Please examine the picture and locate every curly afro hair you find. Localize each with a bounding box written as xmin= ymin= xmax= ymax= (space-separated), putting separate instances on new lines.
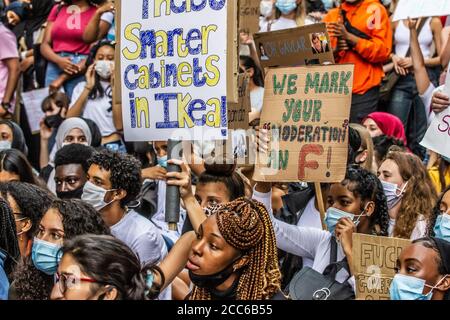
xmin=0 ymin=181 xmax=55 ymax=238
xmin=54 ymin=144 xmax=95 ymax=173
xmin=49 ymin=199 xmax=110 ymax=239
xmin=87 ymin=150 xmax=142 ymax=208
xmin=341 ymin=165 xmax=390 ymax=236
xmin=10 ymin=258 xmax=53 ymax=300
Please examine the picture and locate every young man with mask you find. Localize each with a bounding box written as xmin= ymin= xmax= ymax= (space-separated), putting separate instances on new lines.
xmin=324 ymin=0 xmax=392 ymax=123
xmin=54 ymin=144 xmax=94 ymax=199
xmin=82 ymin=150 xmax=167 ymax=264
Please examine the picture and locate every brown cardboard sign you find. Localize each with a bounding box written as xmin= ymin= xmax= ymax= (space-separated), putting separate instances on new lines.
xmin=228 ymin=74 xmax=251 ymax=130
xmin=352 ymin=234 xmax=411 ymax=300
xmin=239 ymin=0 xmax=261 ymax=35
xmin=253 ymin=64 xmax=353 ymax=183
xmin=254 ymin=23 xmax=335 ymax=68
xmin=227 ymin=0 xmax=239 ymax=104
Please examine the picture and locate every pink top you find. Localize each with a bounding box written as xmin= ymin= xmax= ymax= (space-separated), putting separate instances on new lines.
xmin=0 ymin=24 xmax=19 ymax=103
xmin=47 ymin=4 xmax=97 ymax=55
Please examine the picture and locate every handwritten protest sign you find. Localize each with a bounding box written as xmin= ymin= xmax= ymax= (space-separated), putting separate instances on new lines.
xmin=119 ymin=0 xmax=231 ymax=141
xmin=239 ymin=0 xmax=260 ymax=35
xmin=254 ymin=24 xmax=334 ymax=69
xmin=420 ymin=108 xmax=450 ymax=159
xmin=352 ymin=234 xmax=411 ymax=300
xmin=393 ymin=0 xmax=450 ymax=22
xmin=22 ymin=88 xmax=59 ymax=134
xmin=253 ymin=64 xmax=353 ymax=183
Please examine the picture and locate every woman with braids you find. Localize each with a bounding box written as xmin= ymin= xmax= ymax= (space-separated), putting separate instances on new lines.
xmin=0 ymin=182 xmax=55 ymax=257
xmin=378 ymin=148 xmax=438 ymax=239
xmin=427 ymin=186 xmax=450 ymax=242
xmin=251 ymin=166 xmax=389 ymax=296
xmin=390 ymin=237 xmax=450 ymax=300
xmin=0 ymin=198 xmax=20 ymax=299
xmin=9 ymin=199 xmax=109 ymax=300
xmin=51 ymin=232 xmax=196 ymax=300
xmin=168 ymin=162 xmax=281 ymax=300
xmin=186 ymin=198 xmax=281 ymax=300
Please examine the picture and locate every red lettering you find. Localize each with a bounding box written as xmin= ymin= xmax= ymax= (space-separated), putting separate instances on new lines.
xmin=298 ymin=144 xmax=324 ymax=180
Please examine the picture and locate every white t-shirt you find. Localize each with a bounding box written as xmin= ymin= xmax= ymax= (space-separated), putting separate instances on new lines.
xmin=388 ymin=215 xmax=428 ymax=240
xmin=101 ymin=11 xmax=115 ymax=41
xmin=250 ymin=86 xmax=265 ymax=113
xmin=419 ymin=83 xmax=436 ymax=126
xmin=70 ymin=81 xmax=116 ymax=137
xmin=110 ymin=209 xmax=167 ymax=265
xmin=259 ymin=16 xmax=298 ymax=32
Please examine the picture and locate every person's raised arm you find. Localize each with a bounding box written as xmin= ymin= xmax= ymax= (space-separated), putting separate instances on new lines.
xmin=83 ymin=1 xmax=115 ymax=43
xmin=166 ymin=159 xmax=207 ymax=233
xmin=408 ymin=19 xmax=431 ymax=95
xmin=66 ymin=64 xmax=96 ymax=118
xmin=39 ymin=120 xmax=53 ymax=168
xmin=424 ymin=17 xmax=443 ymax=68
xmin=441 ymin=26 xmax=450 ymax=68
xmin=155 ymin=231 xmax=196 ymax=292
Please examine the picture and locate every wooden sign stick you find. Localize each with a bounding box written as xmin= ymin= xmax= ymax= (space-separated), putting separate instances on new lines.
xmin=314 ymin=182 xmax=327 ymax=230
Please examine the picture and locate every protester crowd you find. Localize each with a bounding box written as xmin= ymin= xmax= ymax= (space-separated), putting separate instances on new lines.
xmin=0 ymin=0 xmax=450 ymax=301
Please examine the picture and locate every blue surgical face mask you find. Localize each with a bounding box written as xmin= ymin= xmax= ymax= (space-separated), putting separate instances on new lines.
xmin=157 ymin=155 xmax=168 ymax=168
xmin=434 ymin=214 xmax=450 ymax=242
xmin=275 ymin=0 xmax=297 ymax=15
xmin=390 ymin=273 xmax=448 ymax=300
xmin=324 ymin=207 xmax=367 ymax=234
xmin=321 ymin=0 xmax=334 ymax=11
xmin=0 ymin=140 xmax=12 ymax=151
xmin=31 ymin=237 xmax=63 ymax=275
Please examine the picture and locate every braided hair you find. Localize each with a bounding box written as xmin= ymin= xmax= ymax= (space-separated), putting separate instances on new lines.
xmin=189 ymin=198 xmax=281 ymax=300
xmin=0 ymin=198 xmax=20 ymax=275
xmin=342 ymin=165 xmax=389 ymax=236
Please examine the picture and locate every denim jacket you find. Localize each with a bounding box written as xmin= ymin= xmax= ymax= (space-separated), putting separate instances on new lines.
xmin=0 ymin=249 xmax=9 ymax=300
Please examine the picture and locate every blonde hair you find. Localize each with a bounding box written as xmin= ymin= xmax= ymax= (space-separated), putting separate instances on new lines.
xmin=275 ymin=1 xmax=307 ymax=26
xmin=189 ymin=198 xmax=281 ymax=300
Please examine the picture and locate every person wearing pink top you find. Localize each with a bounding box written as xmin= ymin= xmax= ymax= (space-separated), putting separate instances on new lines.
xmin=40 ymin=0 xmax=104 ymax=99
xmin=0 ymin=22 xmax=19 ymax=119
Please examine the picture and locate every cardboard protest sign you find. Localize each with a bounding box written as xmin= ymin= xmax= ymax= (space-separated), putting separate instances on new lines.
xmin=239 ymin=0 xmax=260 ymax=35
xmin=119 ymin=0 xmax=232 ymax=141
xmin=254 ymin=23 xmax=334 ymax=69
xmin=253 ymin=64 xmax=353 ymax=183
xmin=215 ymin=74 xmax=253 ymax=165
xmin=227 ymin=1 xmax=239 ymax=104
xmin=352 ymin=234 xmax=411 ymax=300
xmin=393 ymin=0 xmax=450 ymax=22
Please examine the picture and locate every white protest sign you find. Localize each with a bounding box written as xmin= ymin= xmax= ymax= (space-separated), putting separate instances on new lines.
xmin=21 ymin=88 xmax=51 ymax=134
xmin=421 ymin=108 xmax=450 ymax=159
xmin=393 ymin=0 xmax=450 ymax=22
xmin=120 ymin=0 xmax=229 ymax=142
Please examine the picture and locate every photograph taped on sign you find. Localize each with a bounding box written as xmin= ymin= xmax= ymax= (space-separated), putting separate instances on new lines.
xmin=254 ymin=23 xmax=335 ymax=68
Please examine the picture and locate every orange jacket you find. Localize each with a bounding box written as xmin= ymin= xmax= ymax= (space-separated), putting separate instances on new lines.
xmin=323 ymin=0 xmax=392 ymax=95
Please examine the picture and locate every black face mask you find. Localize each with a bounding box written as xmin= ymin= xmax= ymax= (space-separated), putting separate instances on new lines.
xmin=44 ymin=113 xmax=64 ymax=129
xmin=188 ymin=258 xmax=241 ymax=290
xmin=57 ymin=186 xmax=84 ymax=200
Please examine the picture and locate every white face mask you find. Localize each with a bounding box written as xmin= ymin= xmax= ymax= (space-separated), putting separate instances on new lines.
xmin=95 ymin=60 xmax=113 ymax=79
xmin=260 ymin=0 xmax=274 ymax=18
xmin=381 ymin=181 xmax=408 ymax=210
xmin=81 ymin=181 xmax=117 ymax=211
xmin=0 ymin=140 xmax=12 ymax=151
